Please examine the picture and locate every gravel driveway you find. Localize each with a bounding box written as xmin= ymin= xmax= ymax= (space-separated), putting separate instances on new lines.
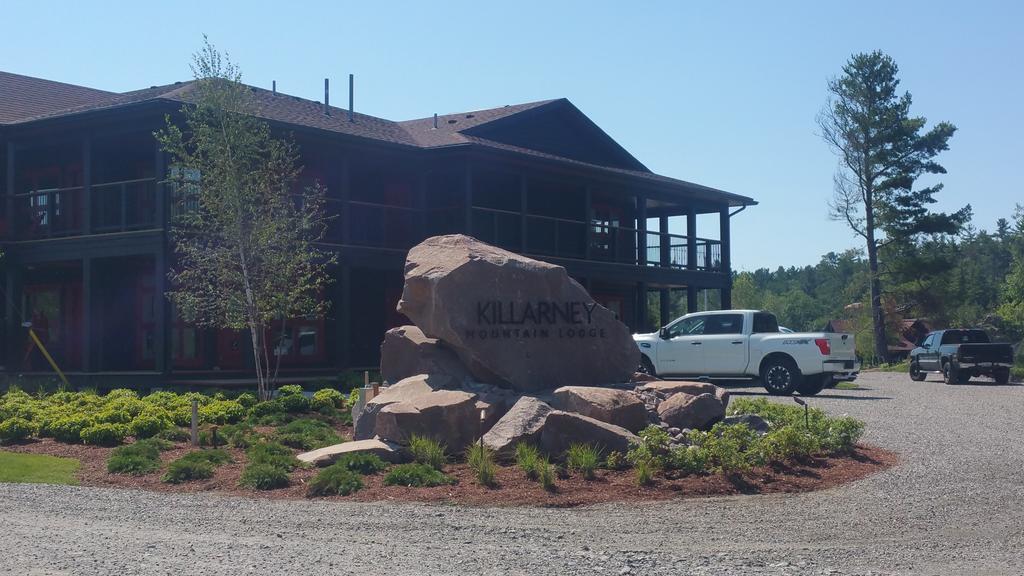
xmin=2 ymin=372 xmax=1023 ymax=576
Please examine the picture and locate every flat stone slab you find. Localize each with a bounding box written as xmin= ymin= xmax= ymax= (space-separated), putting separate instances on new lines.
xmin=297 ymin=438 xmax=406 ymax=467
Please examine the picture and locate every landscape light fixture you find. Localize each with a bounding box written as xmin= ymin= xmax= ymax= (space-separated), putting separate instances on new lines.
xmin=792 ymin=396 xmax=809 ymax=428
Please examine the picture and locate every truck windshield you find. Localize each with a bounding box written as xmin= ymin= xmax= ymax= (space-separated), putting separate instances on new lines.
xmin=940 ymin=330 xmax=990 ymax=345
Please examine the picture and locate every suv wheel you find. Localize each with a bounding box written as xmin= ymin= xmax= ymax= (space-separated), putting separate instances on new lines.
xmin=994 ymin=368 xmax=1010 ymax=385
xmin=638 ymin=356 xmax=657 ymax=377
xmin=761 ymin=357 xmax=801 ymax=395
xmin=943 ymin=362 xmax=959 ymax=385
xmin=909 ymin=362 xmax=926 ymax=382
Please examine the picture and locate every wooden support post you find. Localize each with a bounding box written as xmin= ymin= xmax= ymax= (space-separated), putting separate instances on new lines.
xmin=520 ymin=173 xmax=528 ymax=252
xmin=687 ymin=285 xmax=698 ymax=314
xmin=584 ymin=185 xmax=593 ymax=260
xmin=82 ymin=257 xmax=92 ymax=372
xmin=686 ymin=209 xmax=697 ymax=271
xmin=464 ymin=161 xmax=474 ymax=235
xmin=659 ymin=215 xmax=670 ymax=268
xmin=636 ymin=194 xmax=647 ymax=266
xmin=659 ymin=288 xmax=671 ymax=328
xmin=82 ymin=137 xmax=92 ymax=234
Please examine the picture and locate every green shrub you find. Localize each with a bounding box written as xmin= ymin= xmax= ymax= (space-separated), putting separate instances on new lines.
xmin=247 ymin=442 xmax=298 ymax=471
xmin=0 ymin=417 xmax=35 ymax=443
xmin=220 ymin=423 xmax=257 ymax=449
xmin=603 ymin=450 xmax=628 ymax=471
xmin=307 ymin=465 xmax=363 ymax=496
xmin=538 ymin=458 xmax=556 ymax=492
xmin=466 ymin=443 xmax=497 ymax=487
xmin=383 ymin=463 xmax=454 ymax=487
xmin=107 ymin=440 xmax=166 ymax=475
xmin=42 ymin=415 xmax=92 ymax=443
xmin=669 ymin=445 xmax=708 ymax=475
xmin=515 ymin=442 xmax=542 ymax=479
xmin=274 ymin=418 xmax=341 ymax=450
xmin=278 ymin=393 xmax=310 ymax=414
xmin=333 ymin=452 xmax=387 ymax=475
xmin=348 ymin=387 xmax=361 ymax=408
xmin=94 ymin=408 xmax=133 ymax=425
xmin=823 ymin=417 xmax=864 ymax=455
xmin=694 ymin=423 xmax=762 ymax=474
xmin=277 ymin=384 xmax=304 ymax=396
xmin=627 ymin=426 xmax=671 ymax=470
xmin=249 ymin=400 xmax=284 ymax=418
xmin=634 ymin=458 xmax=655 ymax=486
xmin=156 ymin=427 xmax=190 ymax=442
xmin=80 ymin=423 xmax=127 ymax=447
xmin=235 ymin=393 xmax=258 ymax=408
xmin=199 ymin=400 xmax=246 ymax=425
xmin=129 ymin=415 xmax=167 ymax=439
xmin=565 ymin=443 xmax=600 ymax=480
xmin=311 ymin=388 xmax=345 ymax=411
xmin=162 ymin=450 xmax=232 ymax=484
xmin=409 ymin=435 xmax=447 ymax=470
xmin=759 ymin=425 xmax=820 ymax=462
xmin=239 ymin=463 xmax=290 ymax=490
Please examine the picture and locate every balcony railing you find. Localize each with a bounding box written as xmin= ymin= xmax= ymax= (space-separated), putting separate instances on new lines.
xmin=12 ymin=178 xmax=159 ymax=239
xmin=471 ymin=207 xmax=724 ymax=272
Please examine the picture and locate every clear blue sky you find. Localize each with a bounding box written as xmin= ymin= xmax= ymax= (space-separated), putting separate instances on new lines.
xmin=3 ymin=1 xmax=1021 ymax=271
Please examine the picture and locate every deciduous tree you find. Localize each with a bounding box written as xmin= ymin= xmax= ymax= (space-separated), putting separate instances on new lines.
xmin=156 ymin=38 xmax=334 ymax=399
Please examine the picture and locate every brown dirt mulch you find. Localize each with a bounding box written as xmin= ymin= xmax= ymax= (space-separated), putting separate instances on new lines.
xmin=2 ymin=437 xmax=897 ymax=508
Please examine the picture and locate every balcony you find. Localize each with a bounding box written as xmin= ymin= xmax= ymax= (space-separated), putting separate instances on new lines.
xmin=12 ymin=178 xmax=159 ymax=239
xmin=471 ymin=207 xmax=723 ymax=272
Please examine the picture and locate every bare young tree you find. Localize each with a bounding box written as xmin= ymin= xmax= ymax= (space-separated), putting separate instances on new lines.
xmin=819 ymin=50 xmax=968 ymax=362
xmin=156 ymin=38 xmax=334 ymax=399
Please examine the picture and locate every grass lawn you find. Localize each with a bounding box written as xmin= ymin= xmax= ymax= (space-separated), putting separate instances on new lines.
xmin=834 ymin=381 xmax=861 ymax=390
xmin=0 ymin=451 xmax=80 ymax=485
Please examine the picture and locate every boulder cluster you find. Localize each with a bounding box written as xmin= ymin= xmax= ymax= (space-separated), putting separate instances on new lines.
xmin=304 ymin=235 xmax=734 ymax=465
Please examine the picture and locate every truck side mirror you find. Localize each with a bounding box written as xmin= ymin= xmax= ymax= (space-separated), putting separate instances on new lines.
xmin=659 ymin=327 xmax=669 ymax=340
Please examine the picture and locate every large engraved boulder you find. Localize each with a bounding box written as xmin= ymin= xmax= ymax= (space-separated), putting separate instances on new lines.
xmin=380 ymin=325 xmax=473 ymax=385
xmin=550 ymin=386 xmax=648 ymax=432
xmin=397 ymin=235 xmax=639 ymax=392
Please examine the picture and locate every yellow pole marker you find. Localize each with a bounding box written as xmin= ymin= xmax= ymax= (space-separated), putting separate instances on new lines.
xmin=27 ymin=328 xmax=70 ymax=388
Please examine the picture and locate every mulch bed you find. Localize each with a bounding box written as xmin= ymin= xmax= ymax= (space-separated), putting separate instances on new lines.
xmin=2 ymin=434 xmax=897 ymax=507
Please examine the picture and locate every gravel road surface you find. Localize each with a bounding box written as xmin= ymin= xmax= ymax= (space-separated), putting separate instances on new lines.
xmin=2 ymin=372 xmax=1023 ymax=576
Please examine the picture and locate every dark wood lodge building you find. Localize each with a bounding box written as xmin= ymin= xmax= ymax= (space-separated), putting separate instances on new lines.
xmin=0 ymin=71 xmax=755 ymax=385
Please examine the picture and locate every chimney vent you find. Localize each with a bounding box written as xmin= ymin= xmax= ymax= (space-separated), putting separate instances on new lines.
xmin=272 ymin=80 xmax=276 ymax=94
xmin=324 ymin=78 xmax=330 ymax=116
xmin=433 ymin=113 xmax=438 ymax=129
xmin=348 ymin=74 xmax=354 ymax=122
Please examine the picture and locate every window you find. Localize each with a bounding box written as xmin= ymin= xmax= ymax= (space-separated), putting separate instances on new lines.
xmin=704 ymin=314 xmax=744 ymax=335
xmin=665 ymin=316 xmax=705 ymax=338
xmin=752 ymin=312 xmax=779 ymax=334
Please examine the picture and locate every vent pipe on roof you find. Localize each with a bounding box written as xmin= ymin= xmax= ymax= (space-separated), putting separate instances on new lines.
xmin=272 ymin=80 xmax=276 ymax=94
xmin=348 ymin=74 xmax=354 ymax=123
xmin=324 ymin=78 xmax=330 ymax=116
xmin=433 ymin=113 xmax=438 ymax=129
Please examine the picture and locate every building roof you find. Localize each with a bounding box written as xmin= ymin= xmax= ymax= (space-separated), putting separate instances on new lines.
xmin=0 ymin=72 xmax=756 ymax=206
xmin=0 ymin=71 xmax=115 ymax=124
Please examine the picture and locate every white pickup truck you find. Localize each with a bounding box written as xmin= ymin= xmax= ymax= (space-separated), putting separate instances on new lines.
xmin=633 ymin=310 xmax=860 ymax=395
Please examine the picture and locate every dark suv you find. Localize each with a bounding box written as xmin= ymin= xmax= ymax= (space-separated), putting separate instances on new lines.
xmin=909 ymin=329 xmax=1014 ymax=384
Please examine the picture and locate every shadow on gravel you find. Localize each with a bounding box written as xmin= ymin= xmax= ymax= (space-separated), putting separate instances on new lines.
xmin=728 ymin=390 xmax=894 ymax=401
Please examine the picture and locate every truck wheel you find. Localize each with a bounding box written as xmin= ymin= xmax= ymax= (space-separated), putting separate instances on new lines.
xmin=909 ymin=362 xmax=926 ymax=382
xmin=942 ymin=362 xmax=959 ymax=385
xmin=994 ymin=368 xmax=1010 ymax=385
xmin=796 ymin=375 xmax=827 ymax=396
xmin=638 ymin=356 xmax=657 ymax=377
xmin=761 ymin=357 xmax=801 ymax=395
